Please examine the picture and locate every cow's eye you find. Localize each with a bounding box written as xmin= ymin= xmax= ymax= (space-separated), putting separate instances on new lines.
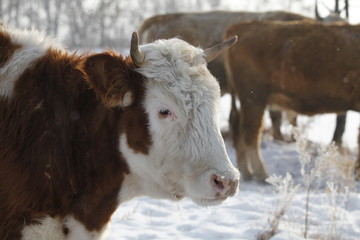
xmin=158 ymin=107 xmax=176 ymax=120
xmin=159 ymin=108 xmax=171 ymax=118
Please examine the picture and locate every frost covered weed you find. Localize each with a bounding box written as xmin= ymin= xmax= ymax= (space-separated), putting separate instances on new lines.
xmin=293 ymin=128 xmax=356 ymax=191
xmin=321 ymin=182 xmax=350 ymax=240
xmin=293 ymin=128 xmax=318 ymax=238
xmin=257 ymin=173 xmax=299 ymax=240
xmin=292 ymin=127 xmax=355 ymax=239
xmin=257 ymin=128 xmax=355 ymax=240
xmin=314 ymin=144 xmax=356 ymax=191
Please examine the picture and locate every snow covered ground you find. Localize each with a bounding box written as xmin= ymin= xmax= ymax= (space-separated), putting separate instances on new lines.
xmin=106 ymin=95 xmax=360 ymax=240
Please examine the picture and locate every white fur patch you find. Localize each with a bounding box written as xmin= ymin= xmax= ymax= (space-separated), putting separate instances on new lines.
xmin=119 ymin=134 xmax=181 ymax=203
xmin=21 ymin=216 xmax=64 ymax=240
xmin=0 ymin=25 xmax=62 ymax=98
xmin=21 ymin=215 xmax=108 ymax=240
xmin=63 ymin=215 xmax=108 ymax=240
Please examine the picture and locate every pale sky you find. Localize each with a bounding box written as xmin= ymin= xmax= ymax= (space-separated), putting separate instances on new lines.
xmin=219 ymin=0 xmax=360 ymax=24
xmin=316 ymin=0 xmax=360 ymax=24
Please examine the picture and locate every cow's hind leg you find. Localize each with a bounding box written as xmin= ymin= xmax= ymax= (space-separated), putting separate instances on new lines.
xmin=235 ymin=100 xmax=268 ymax=181
xmin=269 ymin=110 xmax=284 ymax=141
xmin=332 ymin=113 xmax=346 ymax=147
xmin=229 ymin=94 xmax=240 ymax=147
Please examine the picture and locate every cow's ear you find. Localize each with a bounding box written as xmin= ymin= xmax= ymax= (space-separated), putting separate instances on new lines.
xmin=83 ymin=53 xmax=134 ymax=107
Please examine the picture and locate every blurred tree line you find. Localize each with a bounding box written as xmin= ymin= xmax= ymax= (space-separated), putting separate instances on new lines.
xmin=0 ymin=0 xmax=346 ymax=49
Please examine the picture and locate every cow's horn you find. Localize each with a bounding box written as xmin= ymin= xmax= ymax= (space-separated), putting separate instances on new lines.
xmin=130 ymin=32 xmax=145 ymax=67
xmin=204 ymin=35 xmax=238 ymax=63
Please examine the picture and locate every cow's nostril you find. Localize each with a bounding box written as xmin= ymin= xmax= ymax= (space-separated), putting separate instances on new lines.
xmin=212 ymin=174 xmax=225 ymax=190
xmin=211 ymin=173 xmax=240 ymax=198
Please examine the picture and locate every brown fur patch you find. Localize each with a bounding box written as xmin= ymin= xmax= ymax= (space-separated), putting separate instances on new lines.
xmin=225 ymin=21 xmax=360 ymax=180
xmin=0 ymin=41 xmax=150 ymax=237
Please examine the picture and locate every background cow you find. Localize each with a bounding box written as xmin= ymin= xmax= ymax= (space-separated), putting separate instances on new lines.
xmin=224 ymin=20 xmax=360 ymax=181
xmin=269 ymin=1 xmax=349 ymax=143
xmin=139 ymin=10 xmax=311 ymax=95
xmin=138 ymin=9 xmax=348 ymax=145
xmin=0 ymin=24 xmax=239 ymax=239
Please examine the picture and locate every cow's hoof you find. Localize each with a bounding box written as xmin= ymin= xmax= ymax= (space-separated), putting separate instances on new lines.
xmin=241 ymin=172 xmax=253 ymax=181
xmin=253 ymin=175 xmax=268 ymax=184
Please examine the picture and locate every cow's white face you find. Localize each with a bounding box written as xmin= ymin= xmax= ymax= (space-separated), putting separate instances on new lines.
xmin=119 ymin=38 xmax=240 ymax=206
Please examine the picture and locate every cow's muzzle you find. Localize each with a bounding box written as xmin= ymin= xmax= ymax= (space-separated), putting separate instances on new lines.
xmin=211 ymin=172 xmax=239 ymax=198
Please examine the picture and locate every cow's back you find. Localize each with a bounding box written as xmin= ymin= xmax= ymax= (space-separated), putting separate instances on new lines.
xmin=225 ymin=21 xmax=360 ymax=114
xmin=139 ymin=10 xmax=310 ymax=46
xmin=139 ymin=11 xmax=312 ymax=94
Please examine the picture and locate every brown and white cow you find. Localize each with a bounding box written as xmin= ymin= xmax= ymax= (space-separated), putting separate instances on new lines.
xmin=224 ymin=20 xmax=360 ymax=181
xmin=0 ymin=24 xmax=240 ymax=239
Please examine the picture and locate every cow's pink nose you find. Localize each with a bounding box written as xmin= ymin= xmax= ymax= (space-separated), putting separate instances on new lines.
xmin=211 ymin=173 xmax=239 ymax=198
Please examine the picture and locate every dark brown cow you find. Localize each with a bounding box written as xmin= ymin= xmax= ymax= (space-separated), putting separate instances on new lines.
xmin=243 ymin=1 xmax=349 ymax=144
xmin=138 ymin=10 xmax=312 ymax=94
xmin=0 ymin=24 xmax=240 ymax=239
xmin=225 ymin=20 xmax=360 ymax=181
xmin=274 ymin=0 xmax=350 ymax=144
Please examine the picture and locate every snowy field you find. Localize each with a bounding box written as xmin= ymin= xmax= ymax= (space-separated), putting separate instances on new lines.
xmin=107 ymin=95 xmax=360 ymax=240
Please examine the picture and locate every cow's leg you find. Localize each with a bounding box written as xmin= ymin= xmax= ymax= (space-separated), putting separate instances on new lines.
xmin=269 ymin=110 xmax=284 ymax=141
xmin=229 ymin=94 xmax=240 ymax=147
xmin=287 ymin=111 xmax=297 ymax=127
xmin=286 ymin=110 xmax=298 ymax=142
xmin=235 ymin=100 xmax=268 ymax=181
xmin=228 ymin=93 xmax=255 ymax=180
xmin=332 ymin=113 xmax=347 ymax=147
